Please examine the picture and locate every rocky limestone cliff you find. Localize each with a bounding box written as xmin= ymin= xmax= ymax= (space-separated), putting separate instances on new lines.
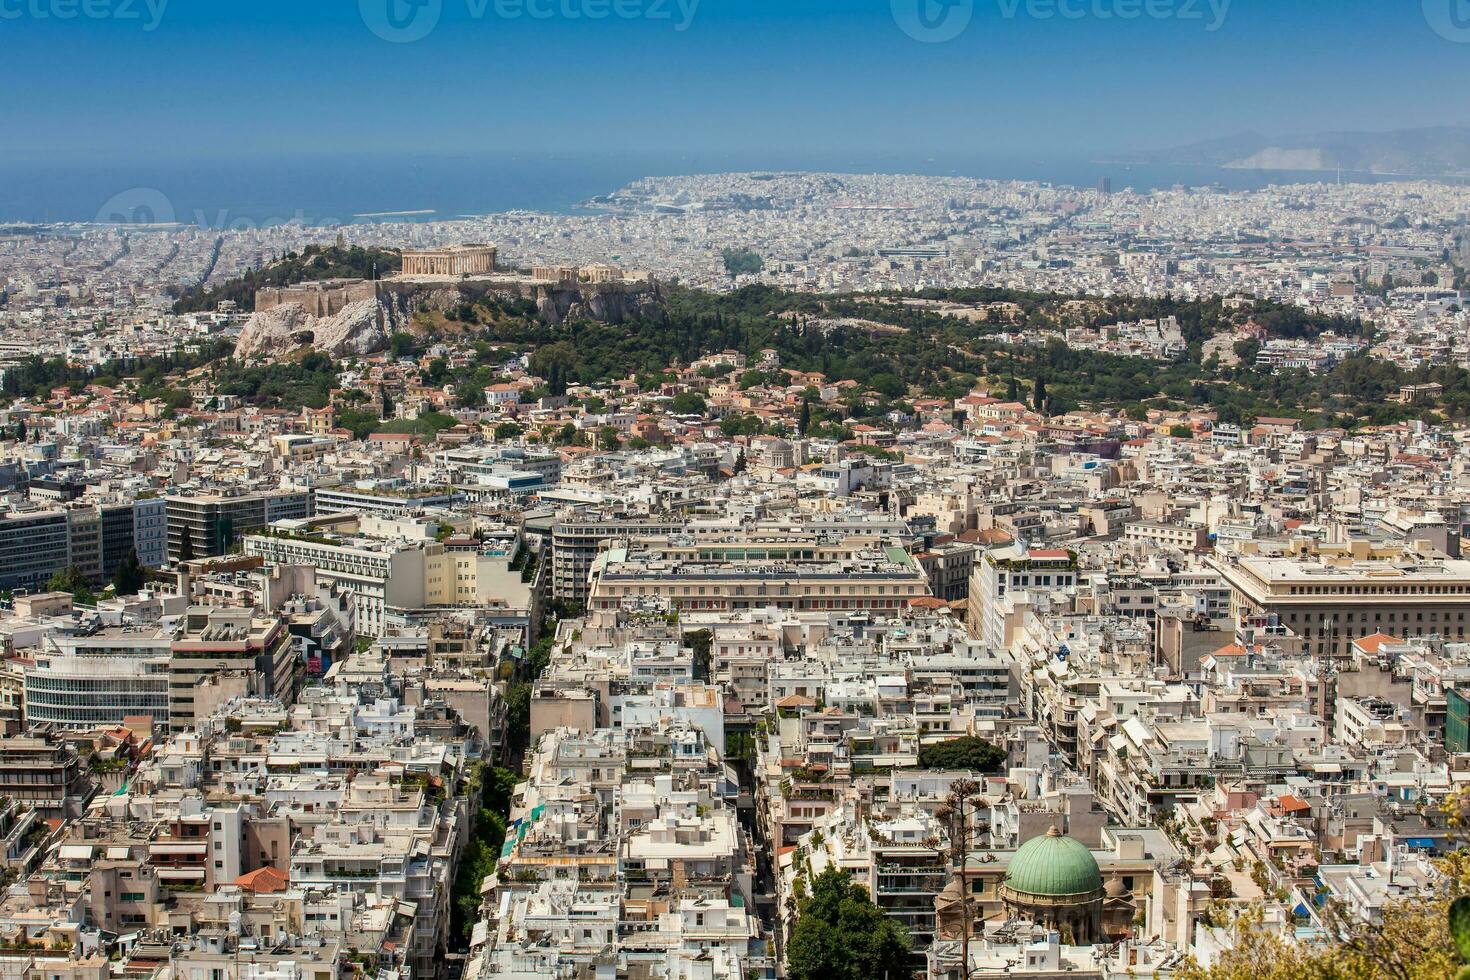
xmin=535 ymin=282 xmax=661 ymax=325
xmin=235 ymin=291 xmax=412 ymax=360
xmin=234 ymin=278 xmax=662 ymax=359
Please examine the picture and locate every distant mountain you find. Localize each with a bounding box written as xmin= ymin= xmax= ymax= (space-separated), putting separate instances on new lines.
xmin=1131 ymin=126 xmax=1470 ymax=177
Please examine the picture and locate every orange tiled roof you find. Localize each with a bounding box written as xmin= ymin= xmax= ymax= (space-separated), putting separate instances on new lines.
xmin=235 ymin=866 xmax=289 ymax=893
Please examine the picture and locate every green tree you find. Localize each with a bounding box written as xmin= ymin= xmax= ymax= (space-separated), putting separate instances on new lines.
xmin=686 ymin=629 xmax=713 ymax=681
xmin=530 ymin=343 xmax=576 ymax=396
xmin=868 ymin=372 xmax=905 ymax=399
xmin=722 ymin=248 xmax=764 ymax=277
xmin=455 ymin=384 xmax=484 ymax=409
xmin=337 ymin=408 xmax=382 ymax=440
xmin=389 ymin=332 xmax=419 ymax=360
xmin=112 ymin=548 xmax=147 ymax=596
xmin=786 ymin=867 xmax=912 ymax=980
xmin=670 ymin=391 xmax=707 ymax=415
xmin=1170 ymin=424 xmax=1194 ymax=439
xmin=46 ymin=566 xmax=96 ymax=605
xmin=917 ymin=736 xmax=1007 ymax=772
xmin=494 ymin=422 xmax=524 ymax=441
xmin=178 ymin=533 xmax=195 ymax=565
xmin=719 ymin=414 xmax=764 ymax=438
xmin=598 ymin=426 xmax=621 ymax=451
xmin=448 ymin=763 xmax=520 ymax=947
xmin=799 ymin=396 xmax=812 ymax=437
xmin=504 ymin=684 xmax=532 ymax=756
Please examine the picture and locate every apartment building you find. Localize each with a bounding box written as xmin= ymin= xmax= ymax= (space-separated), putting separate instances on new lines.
xmin=168 ymin=608 xmax=297 ymax=731
xmin=0 ymin=732 xmax=94 ymax=818
xmin=587 ymin=532 xmax=931 ymax=614
xmin=968 ymin=545 xmax=1079 ymax=652
xmin=311 ymin=485 xmax=457 ymax=518
xmin=166 ymin=489 xmax=311 ymax=562
xmin=915 ymin=540 xmax=978 ymax=602
xmin=437 ymin=445 xmax=563 ymax=487
xmin=0 ymin=509 xmax=69 ymax=591
xmin=1122 ymin=520 xmax=1210 ymax=552
xmin=25 ymin=627 xmax=172 ymax=729
xmin=550 ymin=516 xmax=685 ymax=603
xmin=243 ymin=527 xmax=533 ymax=637
xmin=133 ymin=496 xmax=168 ymax=567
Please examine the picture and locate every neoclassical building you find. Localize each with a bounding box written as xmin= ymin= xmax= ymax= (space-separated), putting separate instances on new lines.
xmin=935 ymin=824 xmax=1166 ymax=947
xmin=997 ymin=826 xmax=1105 ymax=944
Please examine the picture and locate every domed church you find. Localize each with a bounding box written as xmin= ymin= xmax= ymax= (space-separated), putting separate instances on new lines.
xmin=997 ymin=826 xmax=1105 ymax=944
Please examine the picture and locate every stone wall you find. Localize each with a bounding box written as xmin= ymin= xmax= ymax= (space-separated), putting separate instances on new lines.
xmin=256 ymin=279 xmax=379 ymax=318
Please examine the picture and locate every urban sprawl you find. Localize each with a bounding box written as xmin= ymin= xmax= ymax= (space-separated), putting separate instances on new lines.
xmin=0 ymin=171 xmax=1468 ymax=979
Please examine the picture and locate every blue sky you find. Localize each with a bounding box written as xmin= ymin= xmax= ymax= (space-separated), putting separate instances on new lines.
xmin=1 ymin=0 xmax=1466 ymax=164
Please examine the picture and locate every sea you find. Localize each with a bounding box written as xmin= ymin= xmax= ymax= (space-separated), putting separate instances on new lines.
xmin=0 ymin=151 xmax=1458 ymax=228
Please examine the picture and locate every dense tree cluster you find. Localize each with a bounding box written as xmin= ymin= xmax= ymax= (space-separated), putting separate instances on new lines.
xmin=45 ymin=565 xmax=96 ymax=605
xmin=447 ymin=763 xmax=519 ymax=946
xmin=112 ymin=548 xmax=147 ymax=596
xmin=211 ymin=348 xmax=339 ymax=409
xmin=22 ymin=272 xmax=1465 ymax=438
xmin=786 ymin=867 xmax=912 ymax=980
xmin=916 ymin=736 xmax=1007 ymax=772
xmin=721 ymin=248 xmax=764 ymax=277
xmin=0 ymin=340 xmax=233 ymax=403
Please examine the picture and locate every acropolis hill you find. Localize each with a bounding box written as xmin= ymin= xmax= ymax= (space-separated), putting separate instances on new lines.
xmin=236 ymin=247 xmax=662 ymax=359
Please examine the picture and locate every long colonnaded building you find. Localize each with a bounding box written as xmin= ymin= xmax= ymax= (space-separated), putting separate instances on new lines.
xmin=400 ymin=245 xmax=498 ymax=277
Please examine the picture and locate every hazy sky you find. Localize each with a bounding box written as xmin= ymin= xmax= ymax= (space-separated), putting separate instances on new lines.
xmin=2 ymin=0 xmax=1466 ymax=164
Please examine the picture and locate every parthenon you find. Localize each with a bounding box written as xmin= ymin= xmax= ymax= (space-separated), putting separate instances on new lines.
xmin=400 ymin=244 xmax=497 ymax=277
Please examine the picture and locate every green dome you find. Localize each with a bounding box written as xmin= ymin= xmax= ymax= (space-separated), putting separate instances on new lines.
xmin=1004 ymin=827 xmax=1103 ymax=897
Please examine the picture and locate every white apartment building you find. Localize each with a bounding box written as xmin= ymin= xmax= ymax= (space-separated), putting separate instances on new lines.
xmin=969 ymin=545 xmax=1079 ymax=652
xmin=25 ymin=627 xmax=172 ymax=728
xmin=244 ymin=531 xmax=532 ymax=637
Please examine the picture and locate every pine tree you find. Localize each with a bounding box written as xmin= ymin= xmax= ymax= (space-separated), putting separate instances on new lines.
xmin=178 ymin=532 xmax=195 ymax=565
xmin=1033 ymin=375 xmax=1047 ymax=412
xmin=112 ymin=548 xmax=146 ymax=596
xmin=798 ymin=397 xmax=811 ymax=438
